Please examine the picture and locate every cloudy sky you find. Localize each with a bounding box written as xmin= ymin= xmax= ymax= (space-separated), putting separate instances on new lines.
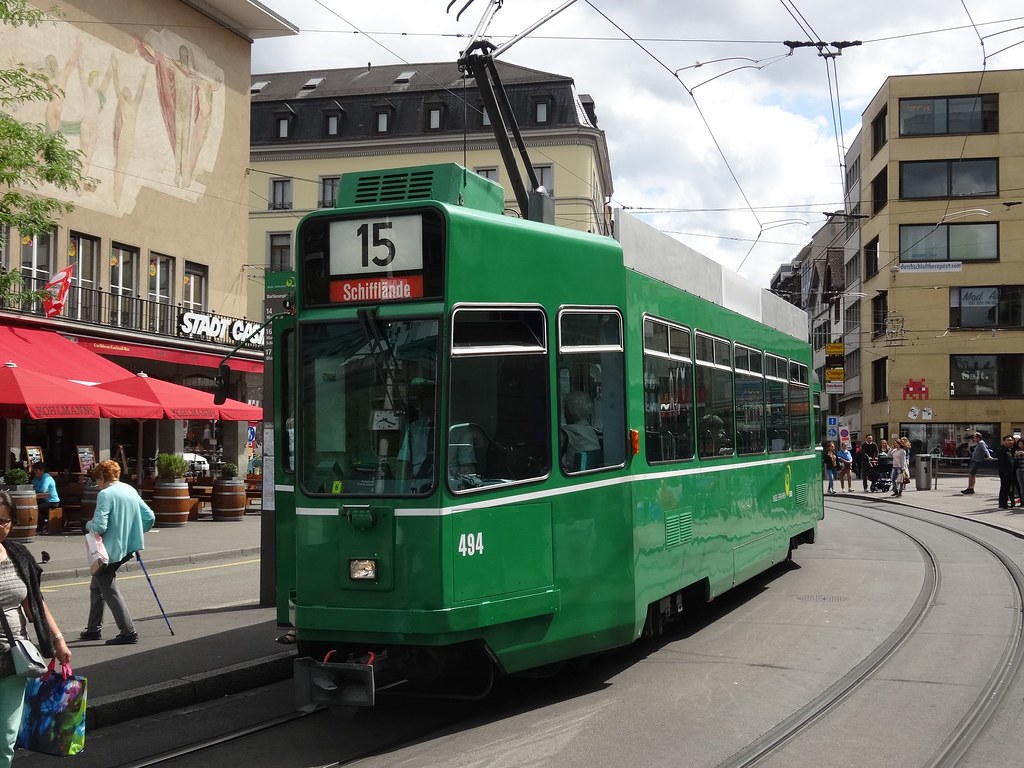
xmin=251 ymin=1 xmax=1024 ymax=288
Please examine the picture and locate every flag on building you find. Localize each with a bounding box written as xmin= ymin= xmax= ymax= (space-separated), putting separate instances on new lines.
xmin=42 ymin=264 xmax=74 ymax=318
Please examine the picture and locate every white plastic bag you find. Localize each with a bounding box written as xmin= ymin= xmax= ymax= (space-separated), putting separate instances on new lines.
xmin=85 ymin=533 xmax=109 ymax=575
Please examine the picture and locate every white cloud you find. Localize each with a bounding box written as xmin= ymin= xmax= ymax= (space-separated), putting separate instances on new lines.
xmin=252 ymin=0 xmax=1024 ymax=287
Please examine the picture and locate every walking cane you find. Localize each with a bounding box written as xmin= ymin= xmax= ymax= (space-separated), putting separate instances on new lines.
xmin=135 ymin=553 xmax=175 ymax=636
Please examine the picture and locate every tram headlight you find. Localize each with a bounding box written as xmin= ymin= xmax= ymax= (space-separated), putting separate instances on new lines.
xmin=349 ymin=558 xmax=378 ymax=581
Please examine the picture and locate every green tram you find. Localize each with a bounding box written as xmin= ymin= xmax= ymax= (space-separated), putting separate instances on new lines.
xmin=275 ymin=163 xmax=824 ymax=710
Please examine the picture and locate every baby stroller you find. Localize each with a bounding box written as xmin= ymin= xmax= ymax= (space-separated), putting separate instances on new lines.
xmin=868 ymin=455 xmax=892 ymax=493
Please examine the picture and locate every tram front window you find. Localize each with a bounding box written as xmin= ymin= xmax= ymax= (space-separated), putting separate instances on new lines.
xmin=299 ymin=318 xmax=440 ymax=496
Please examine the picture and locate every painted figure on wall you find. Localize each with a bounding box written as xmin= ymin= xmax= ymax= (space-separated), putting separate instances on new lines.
xmin=111 ymin=54 xmax=146 ymax=206
xmin=136 ymin=38 xmax=220 ymax=188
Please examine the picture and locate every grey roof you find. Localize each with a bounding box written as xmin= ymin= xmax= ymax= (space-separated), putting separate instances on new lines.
xmin=251 ymin=61 xmax=573 ymax=101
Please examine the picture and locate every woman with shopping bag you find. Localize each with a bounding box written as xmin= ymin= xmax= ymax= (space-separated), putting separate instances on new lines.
xmin=0 ymin=490 xmax=71 ymax=768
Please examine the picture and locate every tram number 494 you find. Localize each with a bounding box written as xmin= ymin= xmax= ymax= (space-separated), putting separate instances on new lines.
xmin=458 ymin=532 xmax=485 ymax=557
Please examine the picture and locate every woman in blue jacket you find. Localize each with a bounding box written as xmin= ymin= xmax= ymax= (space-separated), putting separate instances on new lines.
xmin=80 ymin=460 xmax=154 ymax=646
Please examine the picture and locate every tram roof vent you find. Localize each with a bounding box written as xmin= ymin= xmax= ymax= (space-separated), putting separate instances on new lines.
xmin=338 ymin=163 xmax=504 ymax=214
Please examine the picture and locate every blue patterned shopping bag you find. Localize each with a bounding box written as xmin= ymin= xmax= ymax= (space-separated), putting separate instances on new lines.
xmin=17 ymin=659 xmax=87 ymax=756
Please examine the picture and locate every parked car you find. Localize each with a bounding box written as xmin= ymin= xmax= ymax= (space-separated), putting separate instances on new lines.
xmin=181 ymin=452 xmax=210 ymax=475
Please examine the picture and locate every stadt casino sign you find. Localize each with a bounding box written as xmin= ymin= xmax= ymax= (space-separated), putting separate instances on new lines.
xmin=178 ymin=310 xmax=265 ymax=347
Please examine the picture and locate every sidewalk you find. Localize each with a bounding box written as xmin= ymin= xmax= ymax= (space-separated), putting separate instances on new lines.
xmin=832 ymin=472 xmax=1024 ymax=537
xmin=19 ymin=512 xmax=294 ymax=731
xmin=15 ymin=475 xmax=1023 ymax=735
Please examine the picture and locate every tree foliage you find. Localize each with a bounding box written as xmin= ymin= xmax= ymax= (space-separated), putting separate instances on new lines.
xmin=1 ymin=0 xmax=84 ymax=301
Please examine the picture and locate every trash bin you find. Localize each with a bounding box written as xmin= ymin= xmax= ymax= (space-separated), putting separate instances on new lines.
xmin=915 ymin=455 xmax=931 ymax=490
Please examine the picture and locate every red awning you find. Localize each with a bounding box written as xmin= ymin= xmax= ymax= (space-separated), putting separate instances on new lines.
xmin=69 ymin=337 xmax=263 ymax=373
xmin=0 ymin=362 xmax=164 ymax=420
xmin=0 ymin=325 xmax=132 ymax=383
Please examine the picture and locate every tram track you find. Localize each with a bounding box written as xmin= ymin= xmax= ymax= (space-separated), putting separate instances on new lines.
xmin=717 ymin=498 xmax=1024 ymax=768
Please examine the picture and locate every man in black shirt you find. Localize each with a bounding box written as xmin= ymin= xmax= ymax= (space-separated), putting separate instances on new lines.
xmin=860 ymin=434 xmax=879 ymax=492
xmin=997 ymin=434 xmax=1016 ymax=509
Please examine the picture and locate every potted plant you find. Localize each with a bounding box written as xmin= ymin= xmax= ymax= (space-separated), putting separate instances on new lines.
xmin=2 ymin=468 xmax=31 ymax=490
xmin=153 ymin=453 xmax=191 ymax=527
xmin=2 ymin=468 xmax=36 ymax=540
xmin=212 ymin=462 xmax=245 ymax=522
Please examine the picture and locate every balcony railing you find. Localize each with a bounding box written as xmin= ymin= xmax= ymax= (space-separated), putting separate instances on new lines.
xmin=2 ymin=277 xmax=263 ymax=351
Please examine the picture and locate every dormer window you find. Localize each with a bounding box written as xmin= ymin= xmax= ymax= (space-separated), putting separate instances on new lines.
xmin=424 ymin=99 xmax=445 ymax=131
xmin=274 ymin=105 xmax=296 ymax=140
xmin=302 ymin=77 xmax=324 ymax=90
xmin=251 ymin=80 xmax=270 ymax=95
xmin=326 ymin=113 xmax=340 ymax=136
xmin=394 ymin=70 xmax=416 ymax=84
xmin=480 ymin=105 xmax=491 ymax=127
xmin=532 ymin=93 xmax=553 ymax=125
xmin=373 ymin=102 xmax=395 ymax=134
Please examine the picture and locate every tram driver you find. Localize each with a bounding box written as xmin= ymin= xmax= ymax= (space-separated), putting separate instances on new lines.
xmin=395 ymin=378 xmax=479 ymax=487
xmin=560 ymin=390 xmax=602 ymax=472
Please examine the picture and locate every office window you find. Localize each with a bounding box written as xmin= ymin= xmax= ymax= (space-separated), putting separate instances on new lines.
xmin=269 ymin=233 xmax=291 ymax=272
xmin=182 ymin=263 xmax=207 ymax=312
xmin=899 ymin=94 xmax=998 ymax=136
xmin=147 ymin=253 xmax=174 ymax=333
xmin=844 ymin=300 xmax=861 ymax=336
xmin=67 ymin=231 xmax=100 ymax=322
xmin=535 ymin=164 xmax=554 ymax=196
xmin=109 ymin=242 xmax=138 ymax=328
xmin=900 ymin=158 xmax=997 ymax=199
xmin=864 ymin=237 xmax=879 ymax=278
xmin=871 ymin=169 xmax=888 ymax=215
xmin=19 ymin=232 xmax=52 ymax=287
xmin=950 ymin=286 xmax=1024 ymax=329
xmin=474 ymin=167 xmax=499 ymax=182
xmin=871 ymin=106 xmax=888 ymax=155
xmin=844 ymin=254 xmax=860 ymax=286
xmin=900 ymin=223 xmax=997 ymax=262
xmin=950 ymin=355 xmax=1023 ymax=397
xmin=319 ymin=176 xmax=339 ymax=208
xmin=872 ymin=293 xmax=888 ymax=338
xmin=270 ymin=179 xmax=292 ymax=210
xmin=872 ymin=357 xmax=888 ymax=402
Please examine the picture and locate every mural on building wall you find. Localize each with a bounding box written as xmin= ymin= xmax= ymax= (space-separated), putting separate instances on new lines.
xmin=9 ymin=24 xmax=225 ymax=215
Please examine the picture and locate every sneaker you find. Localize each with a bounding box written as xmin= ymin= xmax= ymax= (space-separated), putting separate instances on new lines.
xmin=961 ymin=488 xmax=975 ymax=494
xmin=105 ymin=633 xmax=139 ymax=646
xmin=79 ymin=630 xmax=101 ymax=641
xmin=999 ymin=505 xmax=1010 ymax=510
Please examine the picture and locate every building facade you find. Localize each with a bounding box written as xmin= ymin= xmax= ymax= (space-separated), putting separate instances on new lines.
xmin=1 ymin=0 xmax=294 ymax=473
xmin=247 ymin=61 xmax=614 ymax=319
xmin=858 ymin=69 xmax=1024 ymax=454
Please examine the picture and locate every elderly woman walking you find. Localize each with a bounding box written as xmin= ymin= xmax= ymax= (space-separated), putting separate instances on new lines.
xmin=80 ymin=460 xmax=154 ymax=646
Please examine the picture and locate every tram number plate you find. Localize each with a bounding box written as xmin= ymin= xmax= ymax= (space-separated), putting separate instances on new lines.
xmin=458 ymin=532 xmax=485 ymax=557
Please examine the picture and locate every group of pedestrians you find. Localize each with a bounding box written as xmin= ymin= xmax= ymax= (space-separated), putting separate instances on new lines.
xmin=825 ymin=433 xmax=911 ymax=496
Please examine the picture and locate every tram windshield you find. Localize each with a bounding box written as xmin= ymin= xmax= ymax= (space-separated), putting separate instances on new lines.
xmin=299 ymin=317 xmax=441 ymax=496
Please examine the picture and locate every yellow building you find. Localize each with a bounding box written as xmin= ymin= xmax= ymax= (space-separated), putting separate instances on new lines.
xmin=1 ymin=0 xmax=293 ymax=470
xmin=855 ymin=69 xmax=1024 ymax=452
xmin=247 ymin=61 xmax=614 ymax=319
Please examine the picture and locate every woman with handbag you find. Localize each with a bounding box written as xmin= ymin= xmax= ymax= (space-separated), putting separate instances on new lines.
xmin=0 ymin=490 xmax=71 ymax=768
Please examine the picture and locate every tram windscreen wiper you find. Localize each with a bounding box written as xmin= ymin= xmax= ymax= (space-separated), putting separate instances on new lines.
xmin=356 ymin=308 xmax=409 ymax=416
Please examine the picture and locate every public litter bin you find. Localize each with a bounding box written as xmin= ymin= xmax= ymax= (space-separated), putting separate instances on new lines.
xmin=915 ymin=454 xmax=932 ymax=490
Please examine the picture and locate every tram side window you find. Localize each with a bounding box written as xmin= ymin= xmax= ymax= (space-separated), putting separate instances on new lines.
xmin=281 ymin=329 xmax=295 ymax=473
xmin=449 ymin=307 xmax=550 ymax=491
xmin=696 ymin=332 xmax=734 ymax=459
xmin=789 ymin=361 xmax=811 ymax=450
xmin=643 ymin=318 xmax=694 ymax=463
xmin=766 ymin=354 xmax=789 ymax=452
xmin=557 ymin=310 xmax=626 ymax=474
xmin=735 ymin=344 xmax=765 ymax=455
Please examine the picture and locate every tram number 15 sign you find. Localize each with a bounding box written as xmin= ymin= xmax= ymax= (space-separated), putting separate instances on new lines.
xmin=329 ymin=215 xmax=425 ymax=303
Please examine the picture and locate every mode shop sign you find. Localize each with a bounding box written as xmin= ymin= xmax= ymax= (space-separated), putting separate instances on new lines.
xmin=178 ymin=310 xmax=265 ymax=346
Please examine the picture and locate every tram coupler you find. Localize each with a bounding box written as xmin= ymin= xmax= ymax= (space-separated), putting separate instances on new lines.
xmin=294 ymin=655 xmax=375 ymax=712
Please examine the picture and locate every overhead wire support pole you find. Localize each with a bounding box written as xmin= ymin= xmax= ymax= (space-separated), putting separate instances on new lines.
xmin=491 ymin=0 xmax=579 ymax=58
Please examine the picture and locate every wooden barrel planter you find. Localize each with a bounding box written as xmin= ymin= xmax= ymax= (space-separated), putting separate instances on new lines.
xmin=152 ymin=479 xmax=191 ymax=528
xmin=9 ymin=489 xmax=37 ymax=542
xmin=211 ymin=478 xmax=246 ymax=522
